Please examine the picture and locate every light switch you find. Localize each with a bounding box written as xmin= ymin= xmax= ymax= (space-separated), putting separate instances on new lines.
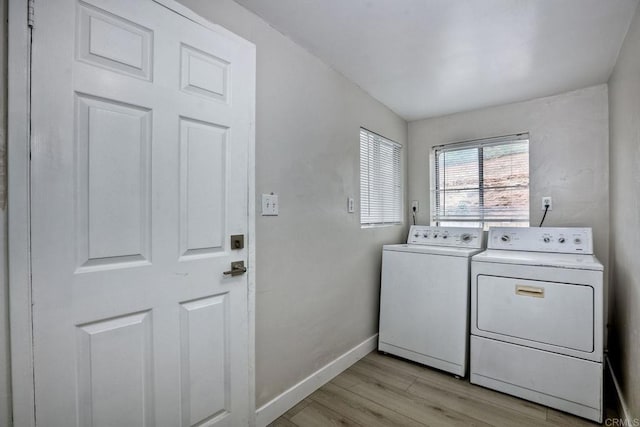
xmin=262 ymin=194 xmax=278 ymax=216
xmin=347 ymin=197 xmax=355 ymax=213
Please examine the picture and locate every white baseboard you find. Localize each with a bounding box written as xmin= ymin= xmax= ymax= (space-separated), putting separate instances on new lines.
xmin=255 ymin=334 xmax=378 ymax=427
xmin=606 ymin=355 xmax=632 ymax=423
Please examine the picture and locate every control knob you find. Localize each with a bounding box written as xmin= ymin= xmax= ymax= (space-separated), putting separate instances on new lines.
xmin=461 ymin=233 xmax=472 ymax=242
xmin=543 ymin=237 xmax=551 ymax=243
xmin=501 ymin=235 xmax=510 ymax=242
xmin=558 ymin=237 xmax=565 ymax=244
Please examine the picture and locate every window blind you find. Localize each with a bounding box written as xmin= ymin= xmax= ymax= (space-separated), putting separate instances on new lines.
xmin=360 ymin=128 xmax=402 ymax=226
xmin=432 ymin=133 xmax=529 ymax=227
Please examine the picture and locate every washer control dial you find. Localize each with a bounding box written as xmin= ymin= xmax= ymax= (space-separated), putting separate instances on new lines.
xmin=406 ymin=226 xmax=484 ymax=248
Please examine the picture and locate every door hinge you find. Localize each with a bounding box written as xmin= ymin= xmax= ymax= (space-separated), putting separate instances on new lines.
xmin=28 ymin=0 xmax=35 ymax=28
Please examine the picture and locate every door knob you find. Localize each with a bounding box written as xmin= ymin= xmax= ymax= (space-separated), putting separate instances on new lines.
xmin=223 ymin=261 xmax=247 ymax=276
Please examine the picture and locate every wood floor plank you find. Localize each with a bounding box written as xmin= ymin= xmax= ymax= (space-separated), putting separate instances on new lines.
xmin=309 ymin=382 xmax=426 ymax=427
xmin=407 ymin=377 xmax=554 ymax=427
xmin=348 ymin=357 xmax=416 ymax=391
xmin=365 ymin=352 xmax=547 ymax=420
xmin=282 ymin=398 xmax=313 ymax=420
xmin=347 ymin=370 xmax=493 ymax=426
xmin=268 ymin=417 xmax=298 ymax=427
xmin=341 ymin=364 xmax=411 ymax=394
xmin=289 ymin=401 xmax=364 ymax=427
xmin=545 ymin=408 xmax=600 ymax=426
xmin=330 ymin=369 xmax=364 ymax=390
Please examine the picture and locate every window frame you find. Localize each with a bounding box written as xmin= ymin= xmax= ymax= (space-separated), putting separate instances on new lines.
xmin=360 ymin=128 xmax=403 ymax=227
xmin=431 ymin=133 xmax=530 ymax=229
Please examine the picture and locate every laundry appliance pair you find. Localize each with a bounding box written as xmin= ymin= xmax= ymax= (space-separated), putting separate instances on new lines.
xmin=379 ymin=225 xmax=603 ymax=422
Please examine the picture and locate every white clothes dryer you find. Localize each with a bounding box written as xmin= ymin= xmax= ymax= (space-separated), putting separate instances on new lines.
xmin=379 ymin=225 xmax=484 ymax=377
xmin=470 ymin=227 xmax=604 ymax=422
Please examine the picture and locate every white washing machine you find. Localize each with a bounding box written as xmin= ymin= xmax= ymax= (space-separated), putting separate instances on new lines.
xmin=470 ymin=227 xmax=604 ymax=422
xmin=378 ymin=225 xmax=484 ymax=377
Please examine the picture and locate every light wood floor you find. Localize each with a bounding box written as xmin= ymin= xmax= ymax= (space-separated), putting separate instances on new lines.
xmin=269 ymin=351 xmax=615 ymax=426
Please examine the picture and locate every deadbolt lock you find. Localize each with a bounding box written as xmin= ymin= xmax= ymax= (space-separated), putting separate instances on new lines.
xmin=231 ymin=234 xmax=244 ymax=250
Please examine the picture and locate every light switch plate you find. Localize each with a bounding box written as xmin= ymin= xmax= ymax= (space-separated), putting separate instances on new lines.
xmin=347 ymin=197 xmax=355 ymax=213
xmin=262 ymin=194 xmax=278 ymax=216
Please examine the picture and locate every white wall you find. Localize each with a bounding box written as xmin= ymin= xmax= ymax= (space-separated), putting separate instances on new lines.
xmin=608 ymin=0 xmax=640 ymax=419
xmin=0 ymin=0 xmax=10 ymax=423
xmin=177 ymin=0 xmax=407 ymax=409
xmin=408 ymin=84 xmax=611 ymax=333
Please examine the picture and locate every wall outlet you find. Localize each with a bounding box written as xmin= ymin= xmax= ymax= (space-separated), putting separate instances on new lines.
xmin=411 ymin=200 xmax=419 ymax=213
xmin=262 ymin=194 xmax=279 ymax=215
xmin=347 ymin=197 xmax=355 ymax=213
xmin=542 ymin=196 xmax=552 ymax=211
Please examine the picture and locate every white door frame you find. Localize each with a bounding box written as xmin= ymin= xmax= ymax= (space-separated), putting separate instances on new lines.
xmin=6 ymin=1 xmax=257 ymax=425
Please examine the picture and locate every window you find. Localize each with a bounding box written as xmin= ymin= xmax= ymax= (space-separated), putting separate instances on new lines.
xmin=360 ymin=128 xmax=402 ymax=226
xmin=432 ymin=133 xmax=529 ymax=229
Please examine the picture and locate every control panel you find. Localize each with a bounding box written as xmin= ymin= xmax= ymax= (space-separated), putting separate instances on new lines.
xmin=487 ymin=227 xmax=593 ymax=254
xmin=407 ymin=226 xmax=484 ymax=249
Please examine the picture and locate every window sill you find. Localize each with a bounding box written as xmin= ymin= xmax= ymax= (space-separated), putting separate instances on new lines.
xmin=361 ymin=223 xmax=403 ymax=229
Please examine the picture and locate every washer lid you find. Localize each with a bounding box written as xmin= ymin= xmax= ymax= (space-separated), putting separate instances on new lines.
xmin=384 ymin=244 xmax=484 ymax=258
xmin=472 ymin=249 xmax=603 ymax=271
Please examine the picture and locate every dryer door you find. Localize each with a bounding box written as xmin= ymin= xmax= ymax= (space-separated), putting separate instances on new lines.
xmin=475 ymin=275 xmax=594 ymax=353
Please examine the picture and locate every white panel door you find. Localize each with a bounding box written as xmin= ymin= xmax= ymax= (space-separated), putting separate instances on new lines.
xmin=30 ymin=1 xmax=254 ymax=426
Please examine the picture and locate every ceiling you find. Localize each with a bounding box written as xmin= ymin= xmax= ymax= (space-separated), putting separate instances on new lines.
xmin=234 ymin=0 xmax=639 ymax=121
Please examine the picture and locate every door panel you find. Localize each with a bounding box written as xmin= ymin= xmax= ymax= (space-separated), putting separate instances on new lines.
xmin=76 ymin=311 xmax=155 ymax=427
xmin=76 ymin=94 xmax=152 ymax=270
xmin=76 ymin=2 xmax=154 ymax=80
xmin=179 ymin=118 xmax=227 ymax=259
xmin=180 ymin=44 xmax=229 ymax=101
xmin=180 ymin=294 xmax=229 ymax=426
xmin=30 ymin=1 xmax=254 ymax=425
